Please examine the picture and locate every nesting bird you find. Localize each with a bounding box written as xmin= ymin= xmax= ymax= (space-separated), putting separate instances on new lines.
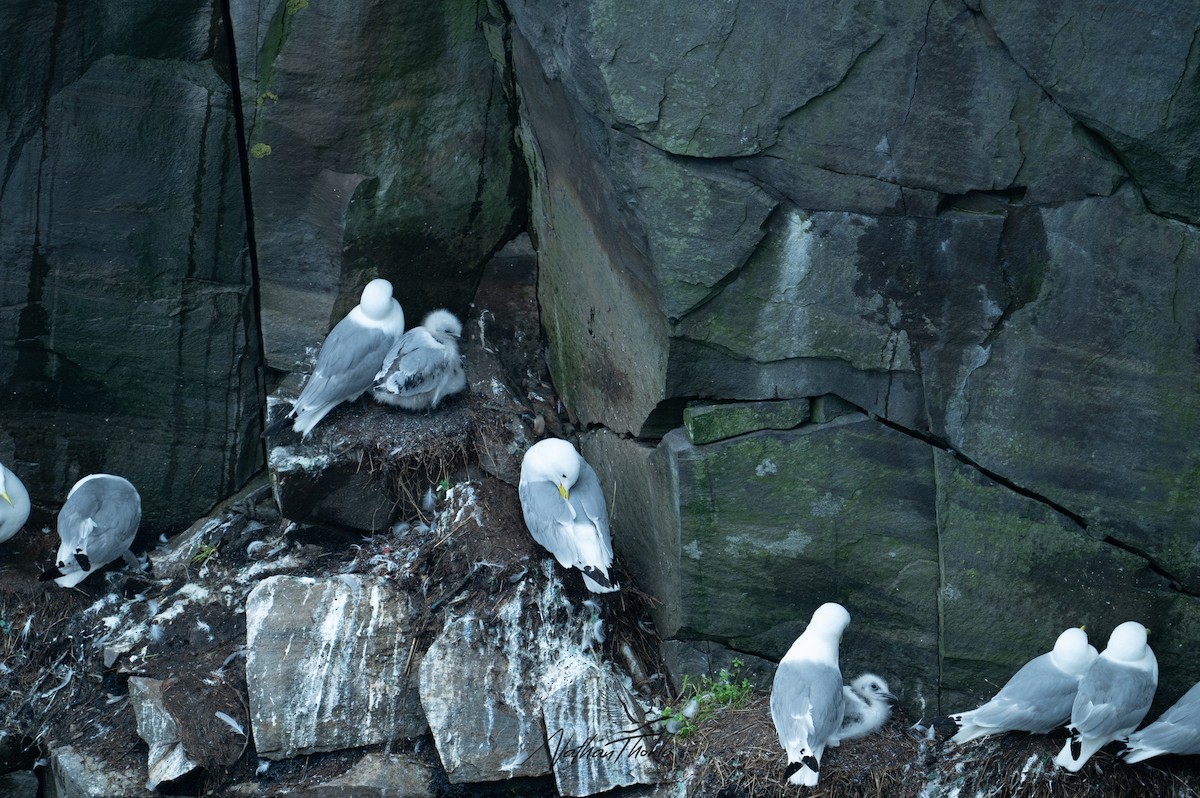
xmin=835 ymin=673 xmax=894 ymax=742
xmin=944 ymin=626 xmax=1098 ymax=745
xmin=284 ymin=278 xmax=405 ymax=437
xmin=1122 ymin=681 xmax=1200 ymax=764
xmin=39 ymin=474 xmax=141 ymax=589
xmin=0 ymin=462 xmax=31 ymax=544
xmin=518 ymin=438 xmax=618 ymax=593
xmin=770 ymin=602 xmax=852 ymax=787
xmin=1055 ymin=621 xmax=1158 ymax=771
xmin=372 ymin=309 xmax=467 ymax=411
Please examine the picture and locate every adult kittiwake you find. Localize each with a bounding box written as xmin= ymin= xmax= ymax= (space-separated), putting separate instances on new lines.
xmin=372 ymin=309 xmax=466 ymax=411
xmin=39 ymin=474 xmax=141 ymax=588
xmin=1055 ymin=621 xmax=1157 ymax=771
xmin=835 ymin=673 xmax=894 ymax=742
xmin=1122 ymin=681 xmax=1200 ymax=764
xmin=770 ymin=602 xmax=851 ymax=787
xmin=284 ymin=278 xmax=405 ymax=437
xmin=518 ymin=438 xmax=618 ymax=593
xmin=945 ymin=626 xmax=1098 ymax=745
xmin=0 ymin=462 xmax=31 ymax=544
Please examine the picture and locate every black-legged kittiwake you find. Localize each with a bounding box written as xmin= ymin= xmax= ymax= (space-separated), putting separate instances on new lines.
xmin=1055 ymin=620 xmax=1157 ymax=771
xmin=284 ymin=278 xmax=405 ymax=437
xmin=834 ymin=673 xmax=894 ymax=742
xmin=0 ymin=462 xmax=31 ymax=544
xmin=770 ymin=602 xmax=851 ymax=787
xmin=372 ymin=309 xmax=466 ymax=411
xmin=39 ymin=474 xmax=141 ymax=588
xmin=944 ymin=626 xmax=1098 ymax=745
xmin=1121 ymin=681 xmax=1200 ymax=764
xmin=518 ymin=438 xmax=618 ymax=593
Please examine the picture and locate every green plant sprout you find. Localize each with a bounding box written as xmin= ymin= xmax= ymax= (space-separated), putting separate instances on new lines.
xmin=256 ymin=91 xmax=279 ymax=106
xmin=250 ymin=143 xmax=272 ymax=159
xmin=661 ymin=658 xmax=754 ymax=739
xmin=192 ymin=544 xmax=219 ymax=566
xmin=285 ymin=0 xmax=309 ymax=15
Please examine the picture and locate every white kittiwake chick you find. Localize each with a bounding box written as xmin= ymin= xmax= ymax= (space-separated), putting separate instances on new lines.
xmin=1122 ymin=680 xmax=1200 ymax=764
xmin=946 ymin=627 xmax=1098 ymax=745
xmin=770 ymin=602 xmax=851 ymax=787
xmin=518 ymin=438 xmax=617 ymax=593
xmin=1055 ymin=621 xmax=1158 ymax=771
xmin=284 ymin=278 xmax=405 ymax=437
xmin=372 ymin=309 xmax=467 ymax=411
xmin=0 ymin=461 xmax=31 ymax=544
xmin=39 ymin=474 xmax=141 ymax=588
xmin=834 ymin=673 xmax=894 ymax=742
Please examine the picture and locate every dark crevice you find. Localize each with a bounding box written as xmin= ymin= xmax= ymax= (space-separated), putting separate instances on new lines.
xmin=217 ymin=0 xmax=267 ymax=439
xmin=1102 ymin=536 xmax=1198 ymax=598
xmin=859 ymin=405 xmax=1090 ymax=529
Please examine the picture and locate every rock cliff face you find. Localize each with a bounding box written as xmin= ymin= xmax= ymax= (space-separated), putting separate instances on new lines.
xmin=503 ymin=0 xmax=1200 ymax=714
xmin=2 ymin=0 xmax=1199 ymax=784
xmin=0 ymin=1 xmax=262 ymax=530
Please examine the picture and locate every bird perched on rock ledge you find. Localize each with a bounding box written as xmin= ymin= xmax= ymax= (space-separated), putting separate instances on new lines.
xmin=771 ymin=602 xmax=851 ymax=787
xmin=518 ymin=438 xmax=618 ymax=594
xmin=282 ymin=278 xmax=405 ymax=437
xmin=1055 ymin=620 xmax=1157 ymax=772
xmin=373 ymin=309 xmax=467 ymax=411
xmin=39 ymin=474 xmax=141 ymax=589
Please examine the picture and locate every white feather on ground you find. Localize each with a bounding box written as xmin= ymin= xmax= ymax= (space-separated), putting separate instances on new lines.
xmin=770 ymin=602 xmax=851 ymax=787
xmin=1055 ymin=621 xmax=1158 ymax=772
xmin=0 ymin=462 xmax=31 ymax=544
xmin=286 ymin=278 xmax=405 ymax=437
xmin=1122 ymin=681 xmax=1200 ymax=764
xmin=372 ymin=309 xmax=466 ymax=411
xmin=834 ymin=673 xmax=894 ymax=743
xmin=39 ymin=474 xmax=141 ymax=589
xmin=945 ymin=627 xmax=1098 ymax=745
xmin=518 ymin=438 xmax=617 ymax=593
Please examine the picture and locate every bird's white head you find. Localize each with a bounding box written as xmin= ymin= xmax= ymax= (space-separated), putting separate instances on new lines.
xmin=522 ymin=438 xmax=582 ymax=501
xmin=423 ymin=309 xmax=463 ymax=340
xmin=1049 ymin=627 xmax=1098 ymax=674
xmin=359 ymin=279 xmax=397 ymax=321
xmin=808 ymin=602 xmax=852 ymax=639
xmin=850 ymin=673 xmax=894 ymax=701
xmin=1105 ymin=621 xmax=1150 ymax=662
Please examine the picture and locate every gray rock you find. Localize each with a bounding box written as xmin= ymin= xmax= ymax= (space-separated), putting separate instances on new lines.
xmin=246 ymin=575 xmax=427 ymax=760
xmin=128 ymin=676 xmax=201 ymax=791
xmin=660 ymin=639 xmax=777 ymax=697
xmin=419 ymin=602 xmax=552 ymax=783
xmin=682 ymin=400 xmax=810 ymax=446
xmin=235 ymin=0 xmax=521 ymax=370
xmin=0 ymin=3 xmax=262 ymax=533
xmin=584 ymin=418 xmax=941 ymax=715
xmin=949 ymin=188 xmax=1200 ymax=593
xmin=46 ymin=745 xmax=153 ymax=798
xmin=542 ymin=653 xmax=659 ymax=797
xmin=976 ymin=1 xmax=1200 ymax=221
xmin=304 ymin=753 xmax=433 ymax=798
xmin=934 ymin=452 xmax=1200 ymax=717
xmin=0 ymin=772 xmax=37 ymax=798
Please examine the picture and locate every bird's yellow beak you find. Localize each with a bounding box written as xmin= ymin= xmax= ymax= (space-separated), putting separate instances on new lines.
xmin=558 ymin=483 xmax=569 ymax=501
xmin=1 ymin=490 xmax=11 ymax=506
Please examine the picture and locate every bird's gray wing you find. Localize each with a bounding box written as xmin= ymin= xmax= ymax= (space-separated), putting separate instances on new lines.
xmin=77 ymin=481 xmax=140 ymax=565
xmin=295 ymin=320 xmax=395 ymax=413
xmin=964 ymin=654 xmax=1079 ymax=732
xmin=377 ymin=331 xmax=450 ymax=396
xmin=518 ymin=480 xmax=577 ymax=569
xmin=1126 ymin=683 xmax=1200 ymax=755
xmin=568 ymin=463 xmax=613 ymax=565
xmin=1072 ymin=658 xmax=1157 ymax=737
xmin=771 ymin=661 xmax=845 ymax=754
